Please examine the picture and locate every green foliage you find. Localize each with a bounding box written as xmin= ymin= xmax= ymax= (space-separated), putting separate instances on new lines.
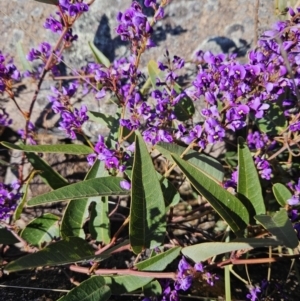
xmin=254 ymin=103 xmax=287 ymax=135
xmin=1 ymin=141 xmax=93 ymax=154
xmin=89 ymin=197 xmax=110 ymax=244
xmin=273 ymin=183 xmax=292 ymax=207
xmin=58 ymin=276 xmax=111 ymax=301
xmin=135 ymin=247 xmax=181 ymax=271
xmin=130 ymin=131 xmax=166 ymax=254
xmin=26 ymin=152 xmax=69 ymax=190
xmin=182 ymin=238 xmax=281 ymax=262
xmin=33 ymin=0 xmax=58 ymax=4
xmin=88 ymin=42 xmax=110 ymax=68
xmin=27 ymin=177 xmax=129 ymax=206
xmin=4 ymin=237 xmax=100 ymax=272
xmin=0 ymin=228 xmax=19 ymax=244
xmin=104 ymin=275 xmax=153 ymax=294
xmin=16 ymin=41 xmax=32 ymax=72
xmin=237 ymin=137 xmax=265 ymax=216
xmin=20 ymin=213 xmax=60 ymax=248
xmin=255 ymin=210 xmax=299 ymax=249
xmin=172 ymin=154 xmax=249 ymax=236
xmin=156 ymin=142 xmax=224 ymax=182
xmin=143 ymin=280 xmax=162 ymax=296
xmin=61 ymin=160 xmax=110 ymax=240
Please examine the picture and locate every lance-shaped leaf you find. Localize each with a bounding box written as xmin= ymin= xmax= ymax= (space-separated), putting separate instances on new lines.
xmin=130 ymin=131 xmax=166 ymax=254
xmin=104 ymin=275 xmax=152 ymax=294
xmin=13 ymin=170 xmax=39 ymax=221
xmin=34 ymin=0 xmax=58 ymax=4
xmin=273 ymin=183 xmax=292 ymax=207
xmin=16 ymin=41 xmax=32 ymax=72
xmin=0 ymin=228 xmax=19 ymax=244
xmin=61 ymin=160 xmax=109 ymax=239
xmin=182 ymin=238 xmax=281 ymax=262
xmin=88 ymin=42 xmax=110 ymax=68
xmin=135 ymin=247 xmax=181 ymax=271
xmin=1 ymin=142 xmax=93 ymax=155
xmin=255 ymin=210 xmax=299 ymax=249
xmin=237 ymin=137 xmax=265 ymax=216
xmin=172 ymin=154 xmax=249 ymax=236
xmin=89 ymin=197 xmax=110 ymax=244
xmin=27 ymin=177 xmax=129 ymax=206
xmin=20 ymin=213 xmax=60 ymax=248
xmin=26 ymin=152 xmax=68 ymax=190
xmin=156 ymin=142 xmax=224 ymax=182
xmin=5 ymin=237 xmax=96 ymax=273
xmin=58 ymin=276 xmax=111 ymax=301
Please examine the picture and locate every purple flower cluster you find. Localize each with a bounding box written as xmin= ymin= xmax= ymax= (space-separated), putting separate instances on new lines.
xmin=0 ymin=182 xmax=21 ymax=221
xmin=18 ymin=121 xmax=37 ymax=145
xmin=25 ymin=42 xmax=60 ymax=77
xmin=0 ymin=51 xmax=20 ymax=95
xmin=143 ymin=257 xmax=219 ymax=301
xmin=254 ymin=156 xmax=272 ymax=180
xmin=48 ymin=83 xmax=88 ymax=139
xmin=0 ymin=108 xmax=12 ymax=127
xmin=116 ymin=1 xmax=157 ymax=54
xmin=287 ymin=179 xmax=300 ymax=205
xmin=246 ymin=285 xmax=261 ymax=301
xmin=87 ymin=135 xmax=129 ymax=173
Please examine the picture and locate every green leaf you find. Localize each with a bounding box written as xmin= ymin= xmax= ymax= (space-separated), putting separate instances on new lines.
xmin=33 ymin=0 xmax=58 ymax=4
xmin=148 ymin=59 xmax=164 ymax=90
xmin=13 ymin=170 xmax=38 ymax=221
xmin=4 ymin=237 xmax=96 ymax=272
xmin=0 ymin=228 xmax=19 ymax=244
xmin=172 ymin=154 xmax=249 ymax=236
xmin=28 ymin=177 xmax=129 ymax=206
xmin=1 ymin=142 xmax=93 ymax=155
xmin=89 ymin=197 xmax=110 ymax=244
xmin=156 ymin=142 xmax=224 ymax=182
xmin=16 ymin=41 xmax=32 ymax=72
xmin=143 ymin=280 xmax=162 ymax=296
xmin=88 ymin=42 xmax=110 ymax=68
xmin=104 ymin=275 xmax=152 ymax=294
xmin=182 ymin=238 xmax=281 ymax=262
xmin=61 ymin=160 xmax=109 ymax=239
xmin=58 ymin=276 xmax=111 ymax=301
xmin=255 ymin=210 xmax=299 ymax=249
xmin=273 ymin=183 xmax=292 ymax=207
xmin=161 ymin=177 xmax=180 ymax=209
xmin=130 ymin=131 xmax=166 ymax=254
xmin=26 ymin=152 xmax=69 ymax=190
xmin=88 ymin=111 xmax=121 ymax=145
xmin=173 ymin=83 xmax=195 ymax=121
xmin=88 ymin=111 xmax=117 ymax=127
xmin=135 ymin=247 xmax=181 ymax=271
xmin=237 ymin=137 xmax=265 ymax=216
xmin=254 ymin=103 xmax=287 ymax=135
xmin=20 ymin=213 xmax=60 ymax=248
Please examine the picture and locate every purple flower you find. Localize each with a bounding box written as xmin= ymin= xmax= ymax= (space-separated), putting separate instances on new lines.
xmin=0 ymin=182 xmax=22 ymax=221
xmin=246 ymin=286 xmax=261 ymax=301
xmin=18 ymin=121 xmax=36 ymax=145
xmin=0 ymin=108 xmax=12 ymax=126
xmin=249 ymin=98 xmax=270 ymax=119
xmin=144 ymin=0 xmax=156 ymax=7
xmin=255 ymin=156 xmax=272 ymax=180
xmin=120 ymin=180 xmax=131 ymax=190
